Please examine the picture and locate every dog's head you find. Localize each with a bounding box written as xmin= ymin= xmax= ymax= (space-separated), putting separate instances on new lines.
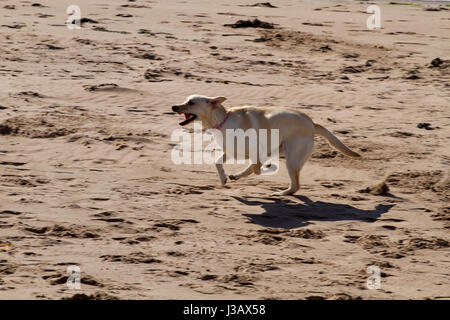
xmin=171 ymin=95 xmax=227 ymax=126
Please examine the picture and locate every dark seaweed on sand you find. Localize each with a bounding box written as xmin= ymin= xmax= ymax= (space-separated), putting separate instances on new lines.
xmin=224 ymin=18 xmax=275 ymax=29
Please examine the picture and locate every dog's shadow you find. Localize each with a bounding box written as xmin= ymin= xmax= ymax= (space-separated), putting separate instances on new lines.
xmin=232 ymin=195 xmax=395 ymax=229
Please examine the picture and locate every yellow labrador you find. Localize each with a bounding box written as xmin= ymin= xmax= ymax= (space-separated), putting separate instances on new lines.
xmin=172 ymin=95 xmax=360 ymax=195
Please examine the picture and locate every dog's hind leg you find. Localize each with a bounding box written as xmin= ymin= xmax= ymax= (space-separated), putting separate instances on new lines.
xmin=229 ymin=161 xmax=262 ymax=181
xmin=272 ymin=135 xmax=314 ymax=196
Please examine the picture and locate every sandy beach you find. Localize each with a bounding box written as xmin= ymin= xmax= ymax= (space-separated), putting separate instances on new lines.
xmin=0 ymin=0 xmax=449 ymax=299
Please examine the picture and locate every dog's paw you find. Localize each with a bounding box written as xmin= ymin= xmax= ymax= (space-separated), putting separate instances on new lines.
xmin=219 ymin=176 xmax=227 ymax=186
xmin=271 ymin=190 xmax=295 ymax=196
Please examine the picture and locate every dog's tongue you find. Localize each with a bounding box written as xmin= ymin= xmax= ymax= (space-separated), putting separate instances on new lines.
xmin=184 ymin=113 xmax=189 ymax=120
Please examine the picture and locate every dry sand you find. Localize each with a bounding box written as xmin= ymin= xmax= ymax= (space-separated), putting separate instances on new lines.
xmin=0 ymin=0 xmax=449 ymax=299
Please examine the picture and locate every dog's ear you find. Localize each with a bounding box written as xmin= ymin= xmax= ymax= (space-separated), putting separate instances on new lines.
xmin=209 ymin=96 xmax=227 ymax=106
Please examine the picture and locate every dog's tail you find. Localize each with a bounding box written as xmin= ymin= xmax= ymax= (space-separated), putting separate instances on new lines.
xmin=314 ymin=123 xmax=360 ymax=158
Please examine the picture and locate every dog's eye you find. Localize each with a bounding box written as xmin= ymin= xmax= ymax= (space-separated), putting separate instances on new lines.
xmin=187 ymin=101 xmax=194 ymax=106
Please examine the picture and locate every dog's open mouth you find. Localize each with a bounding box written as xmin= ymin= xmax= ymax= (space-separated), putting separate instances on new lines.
xmin=179 ymin=113 xmax=197 ymax=126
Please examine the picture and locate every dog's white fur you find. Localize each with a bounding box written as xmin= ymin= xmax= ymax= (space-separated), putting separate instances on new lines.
xmin=172 ymin=95 xmax=360 ymax=195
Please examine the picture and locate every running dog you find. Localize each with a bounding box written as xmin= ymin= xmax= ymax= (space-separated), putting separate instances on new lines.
xmin=172 ymin=95 xmax=360 ymax=195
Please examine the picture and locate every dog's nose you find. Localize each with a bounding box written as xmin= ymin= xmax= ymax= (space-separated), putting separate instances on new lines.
xmin=172 ymin=105 xmax=179 ymax=112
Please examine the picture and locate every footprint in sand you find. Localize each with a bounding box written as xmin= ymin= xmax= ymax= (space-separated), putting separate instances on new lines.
xmin=24 ymin=224 xmax=100 ymax=239
xmin=153 ymin=219 xmax=199 ymax=232
xmin=43 ymin=271 xmax=103 ymax=287
xmin=100 ymin=252 xmax=162 ymax=264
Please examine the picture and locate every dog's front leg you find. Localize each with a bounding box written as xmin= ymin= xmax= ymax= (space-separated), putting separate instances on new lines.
xmin=229 ymin=162 xmax=262 ymax=181
xmin=215 ymin=154 xmax=227 ymax=185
